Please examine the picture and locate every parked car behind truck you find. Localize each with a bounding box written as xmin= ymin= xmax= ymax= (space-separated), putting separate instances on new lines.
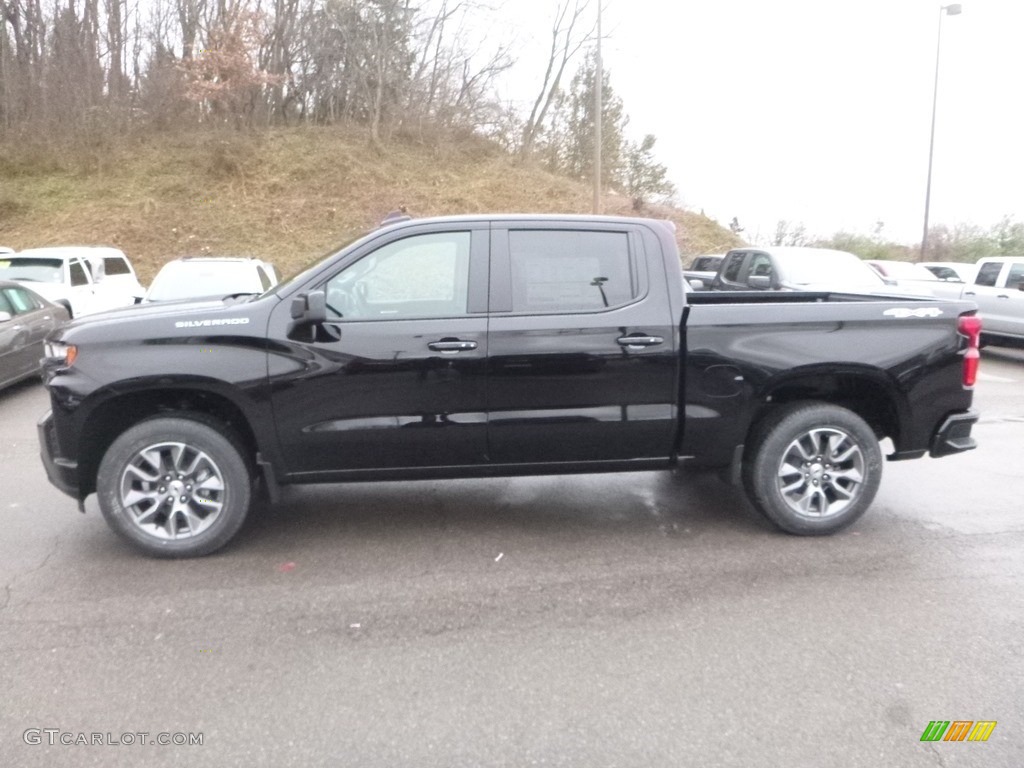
xmin=38 ymin=215 xmax=981 ymax=557
xmin=960 ymin=257 xmax=1024 ymax=346
xmin=0 ymin=247 xmax=143 ymax=318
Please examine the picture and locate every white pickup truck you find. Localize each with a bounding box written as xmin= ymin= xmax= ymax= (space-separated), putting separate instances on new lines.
xmin=960 ymin=257 xmax=1024 ymax=346
xmin=0 ymin=246 xmax=144 ymax=318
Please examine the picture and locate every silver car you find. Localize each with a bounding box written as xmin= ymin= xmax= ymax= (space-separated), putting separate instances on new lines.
xmin=0 ymin=280 xmax=70 ymax=391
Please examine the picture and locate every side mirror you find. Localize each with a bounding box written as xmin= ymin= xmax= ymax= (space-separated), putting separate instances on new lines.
xmin=290 ymin=290 xmax=327 ymax=324
xmin=133 ymin=296 xmax=144 ymax=305
xmin=747 ymin=275 xmax=772 ymax=290
xmin=0 ymin=311 xmax=11 ymax=323
xmin=1017 ymin=280 xmax=1024 ymax=292
xmin=687 ymin=278 xmax=706 ymax=291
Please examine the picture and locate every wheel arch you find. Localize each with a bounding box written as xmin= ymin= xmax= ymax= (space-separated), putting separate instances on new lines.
xmin=750 ymin=368 xmax=906 ymax=452
xmin=77 ymin=386 xmax=264 ymax=498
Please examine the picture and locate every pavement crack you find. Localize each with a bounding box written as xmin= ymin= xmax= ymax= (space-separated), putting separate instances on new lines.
xmin=0 ymin=534 xmax=61 ymax=616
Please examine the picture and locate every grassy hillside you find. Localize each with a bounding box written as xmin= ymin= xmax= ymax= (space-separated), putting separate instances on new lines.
xmin=0 ymin=128 xmax=742 ymax=283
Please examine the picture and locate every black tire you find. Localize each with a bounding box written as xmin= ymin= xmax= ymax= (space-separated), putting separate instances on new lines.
xmin=96 ymin=415 xmax=252 ymax=557
xmin=742 ymin=402 xmax=882 ymax=535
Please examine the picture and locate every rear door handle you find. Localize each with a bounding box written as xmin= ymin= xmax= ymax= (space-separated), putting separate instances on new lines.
xmin=616 ymin=335 xmax=664 ymax=348
xmin=963 ymin=291 xmax=976 ymax=296
xmin=997 ymin=294 xmax=1010 ymax=299
xmin=428 ymin=339 xmax=478 ymax=353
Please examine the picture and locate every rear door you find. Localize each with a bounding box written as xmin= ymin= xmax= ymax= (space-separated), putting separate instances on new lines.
xmin=485 ymin=221 xmax=677 ymax=464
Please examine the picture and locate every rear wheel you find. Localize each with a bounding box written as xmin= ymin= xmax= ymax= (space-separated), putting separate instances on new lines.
xmin=96 ymin=416 xmax=252 ymax=557
xmin=742 ymin=403 xmax=882 ymax=535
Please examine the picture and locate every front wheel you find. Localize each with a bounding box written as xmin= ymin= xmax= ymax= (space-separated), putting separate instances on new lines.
xmin=742 ymin=403 xmax=882 ymax=535
xmin=96 ymin=416 xmax=252 ymax=557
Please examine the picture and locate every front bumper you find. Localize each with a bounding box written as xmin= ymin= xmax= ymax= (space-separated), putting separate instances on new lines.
xmin=37 ymin=409 xmax=80 ymax=500
xmin=929 ymin=409 xmax=979 ymax=458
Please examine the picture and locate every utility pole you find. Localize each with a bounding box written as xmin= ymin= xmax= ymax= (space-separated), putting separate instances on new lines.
xmin=593 ymin=1 xmax=603 ymax=214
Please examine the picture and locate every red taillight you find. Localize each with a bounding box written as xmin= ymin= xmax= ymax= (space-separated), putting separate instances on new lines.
xmin=958 ymin=314 xmax=982 ymax=388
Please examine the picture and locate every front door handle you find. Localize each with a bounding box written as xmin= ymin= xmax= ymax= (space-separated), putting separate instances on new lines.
xmin=428 ymin=339 xmax=478 ymax=353
xmin=963 ymin=291 xmax=976 ymax=296
xmin=616 ymin=335 xmax=664 ymax=348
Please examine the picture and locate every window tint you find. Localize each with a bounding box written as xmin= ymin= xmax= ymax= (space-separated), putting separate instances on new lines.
xmin=721 ymin=253 xmax=745 ymax=283
xmin=1006 ymin=263 xmax=1024 ymax=289
xmin=3 ymin=287 xmax=40 ymax=314
xmin=103 ymin=256 xmax=131 ymax=276
xmin=508 ymin=230 xmax=635 ymax=312
xmin=69 ymin=260 xmax=90 ymax=287
xmin=974 ymin=262 xmax=1003 ymax=287
xmin=325 ymin=231 xmax=471 ymax=320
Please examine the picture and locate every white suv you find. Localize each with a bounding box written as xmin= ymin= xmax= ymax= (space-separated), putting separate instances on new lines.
xmin=143 ymin=257 xmax=278 ymax=303
xmin=0 ymin=246 xmax=144 ymax=318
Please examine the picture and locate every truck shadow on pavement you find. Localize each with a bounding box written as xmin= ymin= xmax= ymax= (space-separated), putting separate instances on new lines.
xmin=237 ymin=466 xmax=774 ymax=554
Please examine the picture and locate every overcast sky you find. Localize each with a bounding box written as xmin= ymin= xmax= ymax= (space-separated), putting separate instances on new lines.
xmin=492 ymin=0 xmax=1024 ymax=244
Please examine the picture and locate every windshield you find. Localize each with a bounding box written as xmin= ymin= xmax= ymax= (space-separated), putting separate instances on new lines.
xmin=776 ymin=251 xmax=887 ymax=286
xmin=0 ymin=257 xmax=64 ymax=283
xmin=147 ymin=261 xmax=265 ymax=302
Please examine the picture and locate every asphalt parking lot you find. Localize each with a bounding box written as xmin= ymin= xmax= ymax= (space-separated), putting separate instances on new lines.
xmin=1 ymin=348 xmax=1022 ymax=767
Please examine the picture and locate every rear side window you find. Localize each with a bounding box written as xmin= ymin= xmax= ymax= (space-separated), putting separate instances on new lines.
xmin=721 ymin=253 xmax=745 ymax=283
xmin=69 ymin=260 xmax=90 ymax=286
xmin=974 ymin=262 xmax=1002 ymax=287
xmin=257 ymin=266 xmax=271 ymax=291
xmin=508 ymin=230 xmax=635 ymax=312
xmin=103 ymin=256 xmax=131 ymax=276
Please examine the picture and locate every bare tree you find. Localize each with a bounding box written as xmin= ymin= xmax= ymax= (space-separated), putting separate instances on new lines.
xmin=519 ymin=0 xmax=592 ymax=157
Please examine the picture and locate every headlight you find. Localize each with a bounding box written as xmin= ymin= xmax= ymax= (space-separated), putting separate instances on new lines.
xmin=44 ymin=341 xmax=78 ymax=366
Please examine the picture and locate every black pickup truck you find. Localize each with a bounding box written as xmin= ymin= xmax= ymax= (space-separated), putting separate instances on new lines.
xmin=38 ymin=215 xmax=981 ymax=557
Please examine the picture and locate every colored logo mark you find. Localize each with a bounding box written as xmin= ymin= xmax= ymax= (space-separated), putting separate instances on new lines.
xmin=920 ymin=721 xmax=997 ymax=742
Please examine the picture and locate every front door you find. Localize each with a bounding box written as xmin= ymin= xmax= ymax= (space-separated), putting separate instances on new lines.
xmin=268 ymin=227 xmax=489 ymax=476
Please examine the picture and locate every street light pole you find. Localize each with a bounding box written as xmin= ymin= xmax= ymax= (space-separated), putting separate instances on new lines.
xmin=920 ymin=3 xmax=962 ymax=261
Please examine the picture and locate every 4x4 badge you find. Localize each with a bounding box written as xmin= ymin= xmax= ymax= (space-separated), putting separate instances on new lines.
xmin=883 ymin=307 xmax=944 ymax=319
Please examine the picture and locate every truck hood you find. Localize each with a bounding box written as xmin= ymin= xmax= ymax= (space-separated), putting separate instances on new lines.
xmin=55 ymin=295 xmax=272 ymax=341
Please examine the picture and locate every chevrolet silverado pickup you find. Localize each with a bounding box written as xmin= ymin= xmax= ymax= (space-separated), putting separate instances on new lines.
xmin=38 ymin=215 xmax=981 ymax=557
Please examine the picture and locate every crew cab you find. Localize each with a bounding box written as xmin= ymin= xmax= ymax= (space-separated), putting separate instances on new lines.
xmin=37 ymin=215 xmax=981 ymax=557
xmin=0 ymin=246 xmax=144 ymax=318
xmin=957 ymin=257 xmax=1024 ymax=346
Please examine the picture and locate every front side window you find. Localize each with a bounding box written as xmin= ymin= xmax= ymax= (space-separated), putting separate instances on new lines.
xmin=1005 ymin=263 xmax=1024 ymax=289
xmin=974 ymin=262 xmax=1003 ymax=287
xmin=721 ymin=253 xmax=746 ymax=283
xmin=325 ymin=231 xmax=471 ymax=320
xmin=508 ymin=230 xmax=635 ymax=312
xmin=748 ymin=253 xmax=773 ymax=281
xmin=69 ymin=260 xmax=90 ymax=287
